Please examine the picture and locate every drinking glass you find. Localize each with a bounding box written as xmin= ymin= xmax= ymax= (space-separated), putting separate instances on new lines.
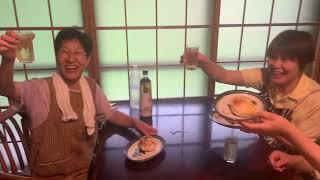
xmin=184 ymin=46 xmax=199 ymax=70
xmin=224 ymin=136 xmax=238 ymax=163
xmin=16 ymin=32 xmax=35 ymax=63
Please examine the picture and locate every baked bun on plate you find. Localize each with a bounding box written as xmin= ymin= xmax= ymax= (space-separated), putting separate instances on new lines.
xmin=138 ymin=136 xmax=157 ymax=152
xmin=229 ymin=95 xmax=258 ymax=118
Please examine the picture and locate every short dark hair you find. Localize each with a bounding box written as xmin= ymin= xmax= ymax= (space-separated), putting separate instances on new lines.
xmin=54 ymin=28 xmax=92 ymax=56
xmin=266 ymin=30 xmax=315 ymax=69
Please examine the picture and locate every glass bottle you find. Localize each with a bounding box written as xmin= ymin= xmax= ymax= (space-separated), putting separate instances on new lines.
xmin=129 ymin=65 xmax=141 ymax=109
xmin=140 ymin=70 xmax=152 ymax=118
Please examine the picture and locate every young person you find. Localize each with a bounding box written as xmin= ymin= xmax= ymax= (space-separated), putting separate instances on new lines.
xmin=182 ymin=29 xmax=319 ymax=143
xmin=181 ymin=29 xmax=319 ymax=177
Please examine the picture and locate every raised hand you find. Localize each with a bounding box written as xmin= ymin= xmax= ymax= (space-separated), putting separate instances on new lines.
xmin=0 ymin=31 xmax=19 ymax=61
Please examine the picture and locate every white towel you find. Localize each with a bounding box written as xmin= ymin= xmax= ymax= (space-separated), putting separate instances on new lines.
xmin=52 ymin=72 xmax=96 ymax=135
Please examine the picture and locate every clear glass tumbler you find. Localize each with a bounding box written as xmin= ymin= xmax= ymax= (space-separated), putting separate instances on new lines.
xmin=224 ymin=137 xmax=238 ymax=163
xmin=16 ymin=32 xmax=35 ymax=63
xmin=184 ymin=46 xmax=199 ymax=70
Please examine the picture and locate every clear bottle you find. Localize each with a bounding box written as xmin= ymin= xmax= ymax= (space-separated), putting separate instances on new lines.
xmin=129 ymin=65 xmax=141 ymax=109
xmin=140 ymin=70 xmax=152 ymax=118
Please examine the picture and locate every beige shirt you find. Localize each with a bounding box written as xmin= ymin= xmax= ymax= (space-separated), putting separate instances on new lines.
xmin=241 ymin=68 xmax=320 ymax=141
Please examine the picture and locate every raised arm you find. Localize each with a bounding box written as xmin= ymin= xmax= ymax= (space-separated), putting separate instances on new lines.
xmin=0 ymin=31 xmax=20 ymax=100
xmin=181 ymin=52 xmax=245 ymax=85
xmin=197 ymin=53 xmax=245 ymax=85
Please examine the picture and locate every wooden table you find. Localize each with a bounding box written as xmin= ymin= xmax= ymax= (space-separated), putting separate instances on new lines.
xmin=94 ymin=98 xmax=302 ymax=180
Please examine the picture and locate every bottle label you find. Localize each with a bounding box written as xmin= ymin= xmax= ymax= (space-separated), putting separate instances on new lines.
xmin=140 ymin=83 xmax=152 ymax=117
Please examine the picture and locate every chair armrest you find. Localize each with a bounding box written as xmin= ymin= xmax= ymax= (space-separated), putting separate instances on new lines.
xmin=0 ymin=172 xmax=34 ymax=179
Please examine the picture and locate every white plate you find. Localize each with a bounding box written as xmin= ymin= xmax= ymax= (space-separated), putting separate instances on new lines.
xmin=125 ymin=136 xmax=165 ymax=162
xmin=209 ymin=111 xmax=241 ymax=128
xmin=214 ymin=90 xmax=267 ymax=120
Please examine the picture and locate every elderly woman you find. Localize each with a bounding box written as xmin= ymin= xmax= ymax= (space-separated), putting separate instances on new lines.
xmin=0 ymin=29 xmax=157 ymax=179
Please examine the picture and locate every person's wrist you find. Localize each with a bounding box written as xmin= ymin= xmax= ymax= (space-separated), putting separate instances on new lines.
xmin=1 ymin=57 xmax=15 ymax=65
xmin=280 ymin=123 xmax=296 ymax=140
xmin=131 ymin=117 xmax=138 ymax=128
xmin=293 ymin=155 xmax=315 ymax=174
xmin=198 ymin=57 xmax=214 ymax=68
xmin=197 ymin=53 xmax=209 ymax=63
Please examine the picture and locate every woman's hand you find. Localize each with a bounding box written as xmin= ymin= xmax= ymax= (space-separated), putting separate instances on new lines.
xmin=239 ymin=111 xmax=293 ymax=137
xmin=269 ymin=150 xmax=314 ymax=174
xmin=180 ymin=51 xmax=212 ymax=66
xmin=0 ymin=31 xmax=19 ymax=61
xmin=269 ymin=150 xmax=290 ymax=172
xmin=133 ymin=118 xmax=157 ymax=136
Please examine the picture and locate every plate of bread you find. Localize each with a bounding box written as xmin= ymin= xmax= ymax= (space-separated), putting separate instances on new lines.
xmin=125 ymin=135 xmax=165 ymax=162
xmin=209 ymin=111 xmax=242 ymax=128
xmin=212 ymin=90 xmax=267 ymax=123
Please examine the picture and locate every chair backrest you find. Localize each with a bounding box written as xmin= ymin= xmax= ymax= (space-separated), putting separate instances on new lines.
xmin=0 ymin=107 xmax=30 ymax=175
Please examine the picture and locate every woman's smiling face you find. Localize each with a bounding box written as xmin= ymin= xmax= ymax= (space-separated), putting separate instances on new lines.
xmin=266 ymin=56 xmax=302 ymax=92
xmin=56 ymin=39 xmax=90 ymax=85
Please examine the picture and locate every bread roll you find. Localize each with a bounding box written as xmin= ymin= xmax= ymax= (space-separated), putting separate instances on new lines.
xmin=138 ymin=136 xmax=157 ymax=152
xmin=229 ymin=95 xmax=258 ymax=118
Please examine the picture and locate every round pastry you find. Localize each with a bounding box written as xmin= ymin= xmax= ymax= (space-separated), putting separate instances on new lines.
xmin=138 ymin=136 xmax=157 ymax=152
xmin=229 ymin=95 xmax=258 ymax=118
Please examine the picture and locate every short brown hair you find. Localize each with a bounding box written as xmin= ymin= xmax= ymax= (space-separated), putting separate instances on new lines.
xmin=266 ymin=30 xmax=315 ymax=69
xmin=54 ymin=28 xmax=92 ymax=57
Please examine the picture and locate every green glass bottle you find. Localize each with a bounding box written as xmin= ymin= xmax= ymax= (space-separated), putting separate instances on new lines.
xmin=139 ymin=70 xmax=152 ymax=118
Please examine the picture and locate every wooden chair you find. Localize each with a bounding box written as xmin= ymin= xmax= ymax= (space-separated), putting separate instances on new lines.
xmin=0 ymin=106 xmax=31 ymax=178
xmin=0 ymin=172 xmax=37 ymax=180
